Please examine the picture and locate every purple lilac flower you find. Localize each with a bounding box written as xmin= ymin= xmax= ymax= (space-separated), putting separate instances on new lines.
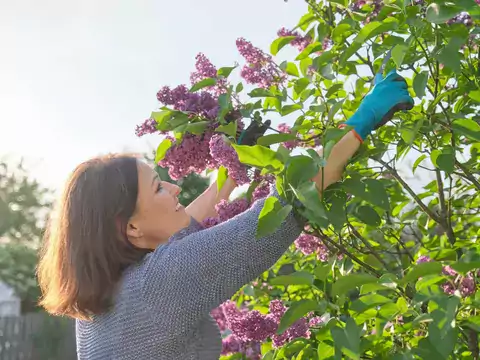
xmin=190 ymin=53 xmax=227 ymax=96
xmin=211 ymin=306 xmax=228 ymax=331
xmin=252 ymin=182 xmax=271 ymax=202
xmin=294 ymin=233 xmax=329 ymax=261
xmin=215 ymin=198 xmax=250 ymax=222
xmin=209 ymin=134 xmax=250 ymax=185
xmin=459 ymin=276 xmax=476 ymax=297
xmin=277 ymin=27 xmax=312 ymax=52
xmin=224 ymin=306 xmax=277 ymax=342
xmin=221 ymin=334 xmax=245 ymax=355
xmin=442 ymin=265 xmax=458 ymax=277
xmin=156 ymin=85 xmax=219 ymax=120
xmin=308 ymin=316 xmax=324 ymax=327
xmin=416 ymin=255 xmax=432 ymax=264
xmin=159 ymin=133 xmax=216 ymax=180
xmin=447 ymin=12 xmax=473 ymax=27
xmin=277 ymin=123 xmax=298 ymax=150
xmin=135 ymin=118 xmax=158 ymax=137
xmin=442 ymin=281 xmax=456 ymax=295
xmin=201 ymin=217 xmax=220 ymax=229
xmin=236 ymin=38 xmax=286 ymax=88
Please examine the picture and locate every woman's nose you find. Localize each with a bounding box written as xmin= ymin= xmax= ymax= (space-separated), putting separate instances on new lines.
xmin=164 ymin=182 xmax=181 ymax=196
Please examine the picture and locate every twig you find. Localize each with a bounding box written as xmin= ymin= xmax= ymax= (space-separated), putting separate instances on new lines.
xmin=348 ymin=224 xmax=391 ymax=270
xmin=456 ymin=160 xmax=480 ymax=191
xmin=316 ymin=230 xmax=382 ymax=277
xmin=375 ymin=158 xmax=441 ymax=223
xmin=435 ymin=170 xmax=457 ymax=249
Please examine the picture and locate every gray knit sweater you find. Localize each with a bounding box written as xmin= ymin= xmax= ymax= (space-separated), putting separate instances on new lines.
xmin=76 ymin=190 xmax=302 ymax=359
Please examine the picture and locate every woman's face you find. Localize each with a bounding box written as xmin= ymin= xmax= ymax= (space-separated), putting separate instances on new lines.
xmin=126 ymin=160 xmax=191 ymax=249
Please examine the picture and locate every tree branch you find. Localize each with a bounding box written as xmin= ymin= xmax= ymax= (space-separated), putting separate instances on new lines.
xmin=315 ymin=230 xmax=382 ymax=277
xmin=374 ymin=158 xmax=441 ymax=223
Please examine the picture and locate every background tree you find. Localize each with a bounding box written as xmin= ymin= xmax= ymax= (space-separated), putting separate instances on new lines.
xmin=0 ymin=159 xmax=52 ymax=313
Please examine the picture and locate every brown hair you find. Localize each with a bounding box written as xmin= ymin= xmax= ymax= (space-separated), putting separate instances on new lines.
xmin=37 ymin=154 xmax=150 ymax=320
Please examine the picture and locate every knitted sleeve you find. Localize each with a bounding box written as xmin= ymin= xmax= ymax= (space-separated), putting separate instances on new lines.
xmin=141 ymin=187 xmax=303 ymax=337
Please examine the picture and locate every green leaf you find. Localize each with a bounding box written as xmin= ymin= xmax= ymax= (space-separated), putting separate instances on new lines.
xmin=340 ymin=19 xmax=398 ymax=64
xmin=271 ymin=36 xmax=296 ymax=55
xmin=312 ymin=51 xmax=336 ymax=70
xmin=216 ymin=121 xmax=238 ymax=138
xmin=391 ymin=44 xmax=408 ymax=67
xmin=469 ymin=90 xmax=480 ymax=102
xmin=452 ymin=118 xmax=480 ymax=142
xmin=325 ymin=83 xmax=344 ymax=98
xmin=232 ymin=144 xmax=284 ymax=170
xmin=281 ymin=104 xmax=303 ymax=116
xmin=413 ymin=154 xmax=427 ymax=174
xmin=425 ymin=3 xmax=462 ymax=24
xmin=284 ymin=62 xmax=300 ymax=77
xmin=217 ymin=66 xmax=236 ymax=78
xmin=257 ymin=133 xmax=297 ymax=147
xmin=257 ymin=197 xmax=292 ymax=238
xmin=413 ymin=71 xmax=428 ymax=99
xmin=400 ymin=261 xmax=442 ymax=284
xmin=354 ymin=205 xmax=381 ymax=226
xmin=217 ymin=166 xmax=228 ymax=193
xmin=331 ymin=318 xmax=361 ymax=360
xmin=248 ymin=88 xmax=275 ymax=98
xmin=436 ymin=37 xmax=464 ymax=73
xmin=154 ymin=138 xmax=172 ymax=163
xmin=294 ymin=78 xmax=310 ymax=95
xmin=431 ymin=146 xmax=455 ymax=173
xmin=277 ymin=300 xmax=323 ymax=334
xmin=328 ymin=99 xmax=345 ymax=123
xmin=270 ymin=271 xmax=314 ymax=286
xmin=286 ymin=155 xmax=318 ymax=187
xmin=314 ymin=263 xmax=332 ymax=281
xmin=151 ymin=110 xmax=172 ymax=129
xmin=235 ymin=83 xmax=244 ymax=93
xmin=296 ymin=42 xmax=325 ymax=61
xmin=190 ymin=77 xmax=216 ymax=92
xmin=332 ymin=274 xmax=378 ymax=297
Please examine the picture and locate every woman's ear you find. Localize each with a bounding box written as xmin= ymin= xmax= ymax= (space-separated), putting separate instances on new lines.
xmin=126 ymin=221 xmax=143 ymax=240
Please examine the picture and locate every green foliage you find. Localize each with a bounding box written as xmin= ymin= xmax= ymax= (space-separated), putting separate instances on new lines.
xmin=0 ymin=160 xmax=51 ymax=243
xmin=0 ymin=160 xmax=51 ymax=312
xmin=155 ymin=0 xmax=480 ymax=358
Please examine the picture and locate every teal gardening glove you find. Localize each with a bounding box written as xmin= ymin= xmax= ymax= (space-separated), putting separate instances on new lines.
xmin=341 ymin=70 xmax=414 ymax=141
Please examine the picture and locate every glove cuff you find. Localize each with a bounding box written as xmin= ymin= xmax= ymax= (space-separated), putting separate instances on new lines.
xmin=338 ymin=124 xmax=364 ymax=143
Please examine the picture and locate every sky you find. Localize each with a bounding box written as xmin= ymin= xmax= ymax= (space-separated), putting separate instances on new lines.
xmin=0 ymin=0 xmax=306 ymax=191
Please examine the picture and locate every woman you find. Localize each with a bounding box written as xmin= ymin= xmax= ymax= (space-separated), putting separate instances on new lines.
xmin=38 ymin=70 xmax=412 ymax=359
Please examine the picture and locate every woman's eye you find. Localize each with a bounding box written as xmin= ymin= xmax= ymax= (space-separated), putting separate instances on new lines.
xmin=156 ymin=183 xmax=163 ymax=193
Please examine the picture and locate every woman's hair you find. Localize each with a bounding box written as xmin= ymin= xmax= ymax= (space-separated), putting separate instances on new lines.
xmin=37 ymin=154 xmax=150 ymax=320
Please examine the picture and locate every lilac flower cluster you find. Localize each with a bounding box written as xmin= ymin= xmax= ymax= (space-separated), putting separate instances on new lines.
xmin=294 ymin=233 xmax=329 ymax=262
xmin=201 ymin=198 xmax=250 ymax=229
xmin=190 ymin=53 xmax=227 ymax=96
xmin=447 ymin=12 xmax=474 ymax=27
xmin=158 ymin=133 xmax=216 ymax=180
xmin=134 ymin=118 xmax=158 ymax=137
xmin=156 ymin=84 xmax=219 ymax=120
xmin=212 ymin=299 xmax=312 ymax=357
xmin=215 ymin=198 xmax=250 ymax=222
xmin=277 ymin=123 xmax=299 ymax=150
xmin=277 ymin=27 xmax=312 ymax=52
xmin=209 ymin=134 xmax=250 ymax=185
xmin=236 ymin=38 xmax=286 ymax=88
xmin=415 ymin=256 xmax=476 ymax=297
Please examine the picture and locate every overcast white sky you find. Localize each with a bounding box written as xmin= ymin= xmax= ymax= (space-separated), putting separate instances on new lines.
xmin=0 ymin=0 xmax=306 ymax=190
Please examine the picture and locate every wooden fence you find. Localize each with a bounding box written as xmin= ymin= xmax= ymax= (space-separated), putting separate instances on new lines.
xmin=0 ymin=312 xmax=76 ymax=360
